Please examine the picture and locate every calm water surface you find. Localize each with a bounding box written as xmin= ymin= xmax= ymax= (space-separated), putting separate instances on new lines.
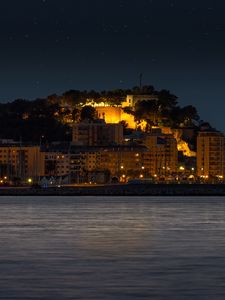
xmin=0 ymin=196 xmax=225 ymax=299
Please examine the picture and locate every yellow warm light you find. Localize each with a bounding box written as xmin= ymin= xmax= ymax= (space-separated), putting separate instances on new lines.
xmin=94 ymin=106 xmax=144 ymax=129
xmin=27 ymin=178 xmax=32 ymax=183
xmin=139 ymin=174 xmax=144 ymax=178
xmin=177 ymin=140 xmax=196 ymax=157
xmin=161 ymin=127 xmax=196 ymax=157
xmin=179 ymin=166 xmax=185 ymax=171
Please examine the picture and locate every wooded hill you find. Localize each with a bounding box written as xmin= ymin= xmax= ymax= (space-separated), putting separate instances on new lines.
xmin=0 ymin=85 xmax=205 ymax=144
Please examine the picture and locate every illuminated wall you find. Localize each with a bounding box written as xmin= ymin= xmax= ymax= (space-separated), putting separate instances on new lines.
xmin=161 ymin=127 xmax=196 ymax=157
xmin=96 ymin=107 xmax=137 ymax=129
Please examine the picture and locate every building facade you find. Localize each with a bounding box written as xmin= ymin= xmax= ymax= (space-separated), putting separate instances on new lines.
xmin=143 ymin=133 xmax=178 ymax=177
xmin=96 ymin=106 xmax=136 ymax=129
xmin=43 ymin=152 xmax=70 ymax=177
xmin=72 ymin=120 xmax=123 ymax=146
xmin=68 ymin=145 xmax=151 ymax=183
xmin=197 ymin=131 xmax=225 ymax=179
xmin=98 ymin=146 xmax=149 ymax=180
xmin=0 ymin=145 xmax=44 ymax=181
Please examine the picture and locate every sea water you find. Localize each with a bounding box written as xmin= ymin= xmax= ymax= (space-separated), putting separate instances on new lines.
xmin=0 ymin=196 xmax=225 ymax=300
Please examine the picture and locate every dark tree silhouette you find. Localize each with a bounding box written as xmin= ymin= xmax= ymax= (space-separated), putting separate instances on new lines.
xmin=80 ymin=106 xmax=97 ymax=121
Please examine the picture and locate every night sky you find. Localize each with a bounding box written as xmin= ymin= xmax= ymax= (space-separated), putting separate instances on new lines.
xmin=1 ymin=0 xmax=225 ymax=130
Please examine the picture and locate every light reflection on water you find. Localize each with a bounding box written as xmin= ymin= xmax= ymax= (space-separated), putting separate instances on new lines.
xmin=0 ymin=196 xmax=225 ymax=299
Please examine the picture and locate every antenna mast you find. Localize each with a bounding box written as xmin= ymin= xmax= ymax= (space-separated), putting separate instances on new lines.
xmin=139 ymin=73 xmax=143 ymax=90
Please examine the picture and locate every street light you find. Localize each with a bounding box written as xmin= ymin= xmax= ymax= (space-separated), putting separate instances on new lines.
xmin=39 ymin=135 xmax=45 ymax=147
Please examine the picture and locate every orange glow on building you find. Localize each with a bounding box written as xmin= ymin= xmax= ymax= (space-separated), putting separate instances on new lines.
xmin=161 ymin=127 xmax=196 ymax=157
xmin=82 ymin=100 xmax=196 ymax=157
xmin=96 ymin=106 xmax=136 ymax=128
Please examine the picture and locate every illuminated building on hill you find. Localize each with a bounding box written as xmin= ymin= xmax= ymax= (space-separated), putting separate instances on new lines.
xmin=121 ymin=94 xmax=158 ymax=108
xmin=84 ymin=94 xmax=156 ymax=129
xmin=96 ymin=106 xmax=137 ymax=129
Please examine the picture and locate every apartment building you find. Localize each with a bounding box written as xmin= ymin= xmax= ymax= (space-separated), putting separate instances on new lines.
xmin=43 ymin=152 xmax=70 ymax=177
xmin=0 ymin=145 xmax=44 ymax=180
xmin=197 ymin=131 xmax=225 ymax=179
xmin=72 ymin=120 xmax=123 ymax=146
xmin=143 ymin=133 xmax=178 ymax=176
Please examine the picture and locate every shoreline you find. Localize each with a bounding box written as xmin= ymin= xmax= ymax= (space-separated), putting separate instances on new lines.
xmin=0 ymin=184 xmax=225 ymax=196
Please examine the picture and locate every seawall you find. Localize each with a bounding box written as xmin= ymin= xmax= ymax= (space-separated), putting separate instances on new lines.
xmin=0 ymin=184 xmax=225 ymax=196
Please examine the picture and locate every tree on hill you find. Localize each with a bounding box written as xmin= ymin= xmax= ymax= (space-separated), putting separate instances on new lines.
xmin=180 ymin=105 xmax=199 ymax=126
xmin=157 ymin=89 xmax=178 ymax=112
xmin=62 ymin=90 xmax=88 ymax=107
xmin=0 ymin=86 xmax=204 ymax=143
xmin=47 ymin=94 xmax=60 ymax=105
xmin=123 ymin=106 xmax=135 ymax=115
xmin=72 ymin=107 xmax=80 ymax=122
xmin=99 ymin=90 xmax=125 ymax=106
xmin=134 ymin=100 xmax=159 ymax=124
xmin=141 ymin=85 xmax=155 ymax=94
xmin=169 ymin=105 xmax=199 ymax=127
xmin=6 ymin=99 xmax=31 ymax=115
xmin=80 ymin=106 xmax=98 ymax=121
